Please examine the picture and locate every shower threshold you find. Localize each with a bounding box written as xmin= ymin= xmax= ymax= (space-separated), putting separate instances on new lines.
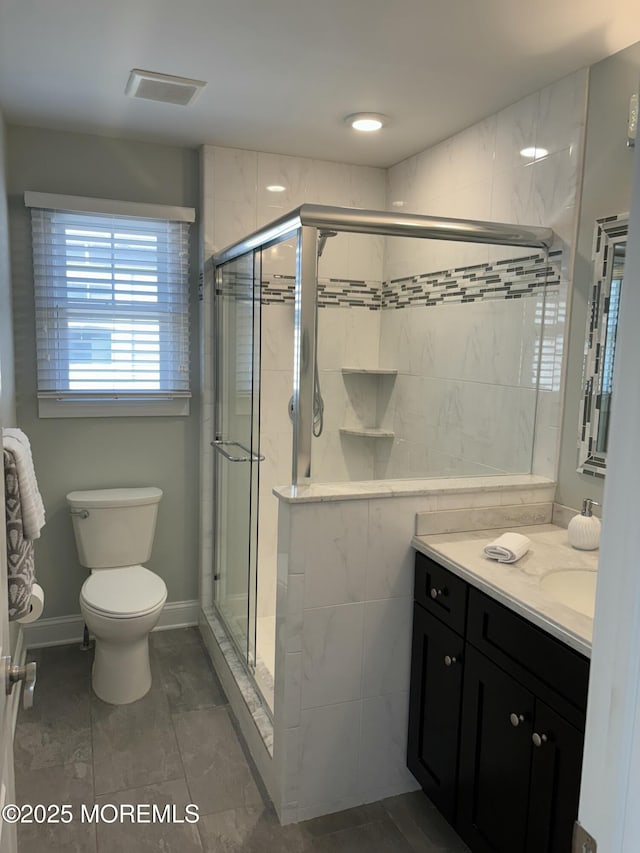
xmin=200 ymin=605 xmax=274 ymax=757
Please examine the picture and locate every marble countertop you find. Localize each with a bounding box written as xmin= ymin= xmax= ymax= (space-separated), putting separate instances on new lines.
xmin=412 ymin=524 xmax=598 ymax=658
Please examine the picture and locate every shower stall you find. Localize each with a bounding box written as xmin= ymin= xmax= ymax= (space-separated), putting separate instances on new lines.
xmin=202 ymin=204 xmax=555 ymax=728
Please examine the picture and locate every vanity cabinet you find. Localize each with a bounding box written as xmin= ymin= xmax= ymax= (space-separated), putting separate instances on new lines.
xmin=408 ymin=552 xmax=590 ymax=853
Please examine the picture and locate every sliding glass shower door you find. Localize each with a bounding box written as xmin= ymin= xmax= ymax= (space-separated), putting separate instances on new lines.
xmin=213 ymin=251 xmax=261 ymax=671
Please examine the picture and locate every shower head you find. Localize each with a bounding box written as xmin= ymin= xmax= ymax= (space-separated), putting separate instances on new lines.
xmin=317 ymin=230 xmax=338 ymax=258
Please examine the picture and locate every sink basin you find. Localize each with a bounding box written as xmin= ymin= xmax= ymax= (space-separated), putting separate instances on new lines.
xmin=539 ymin=570 xmax=597 ymax=617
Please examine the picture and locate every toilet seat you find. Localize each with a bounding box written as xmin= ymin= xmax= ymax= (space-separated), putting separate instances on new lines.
xmin=81 ymin=565 xmax=167 ymax=619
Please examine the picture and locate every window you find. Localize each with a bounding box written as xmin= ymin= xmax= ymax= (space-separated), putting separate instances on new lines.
xmin=26 ymin=192 xmax=194 ymax=417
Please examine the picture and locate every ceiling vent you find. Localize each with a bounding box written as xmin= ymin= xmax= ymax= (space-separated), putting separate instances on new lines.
xmin=125 ymin=69 xmax=206 ymax=106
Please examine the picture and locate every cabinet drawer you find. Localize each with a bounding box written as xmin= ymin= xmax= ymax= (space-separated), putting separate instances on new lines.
xmin=467 ymin=586 xmax=590 ymax=727
xmin=415 ymin=552 xmax=468 ymax=635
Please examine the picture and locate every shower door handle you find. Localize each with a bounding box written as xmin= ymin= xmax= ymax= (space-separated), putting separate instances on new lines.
xmin=211 ymin=440 xmax=265 ymax=463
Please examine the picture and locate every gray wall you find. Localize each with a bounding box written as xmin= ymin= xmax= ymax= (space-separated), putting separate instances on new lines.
xmin=0 ymin=110 xmax=16 ymax=427
xmin=556 ymin=43 xmax=640 ymax=510
xmin=7 ymin=125 xmax=200 ymax=618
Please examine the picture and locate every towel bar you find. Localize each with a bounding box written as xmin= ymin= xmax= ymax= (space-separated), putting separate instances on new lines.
xmin=211 ymin=440 xmax=265 ymax=464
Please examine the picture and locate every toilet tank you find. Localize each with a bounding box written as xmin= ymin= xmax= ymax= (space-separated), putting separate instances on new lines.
xmin=66 ymin=487 xmax=163 ymax=569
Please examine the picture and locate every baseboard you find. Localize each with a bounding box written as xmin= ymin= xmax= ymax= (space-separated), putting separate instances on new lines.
xmin=22 ymin=599 xmax=200 ymax=649
xmin=154 ymin=600 xmax=200 ymax=632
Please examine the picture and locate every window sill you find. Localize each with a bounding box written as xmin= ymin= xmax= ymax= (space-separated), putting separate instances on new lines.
xmin=38 ymin=398 xmax=190 ymax=419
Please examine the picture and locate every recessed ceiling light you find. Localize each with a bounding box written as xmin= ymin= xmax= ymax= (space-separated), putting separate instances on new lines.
xmin=520 ymin=146 xmax=549 ymax=160
xmin=266 ymin=185 xmax=286 ymax=192
xmin=345 ymin=113 xmax=388 ymax=132
xmin=125 ymin=69 xmax=206 ymax=106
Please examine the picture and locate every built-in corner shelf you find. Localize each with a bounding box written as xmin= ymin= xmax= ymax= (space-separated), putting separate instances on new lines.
xmin=340 ymin=367 xmax=397 ymax=440
xmin=341 ymin=367 xmax=398 ymax=376
xmin=340 ymin=427 xmax=395 ymax=439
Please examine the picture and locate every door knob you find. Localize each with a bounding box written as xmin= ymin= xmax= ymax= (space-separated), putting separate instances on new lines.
xmin=510 ymin=713 xmax=525 ymax=727
xmin=532 ymin=732 xmax=548 ymax=748
xmin=444 ymin=655 xmax=458 ymax=667
xmin=4 ymin=657 xmax=37 ymax=709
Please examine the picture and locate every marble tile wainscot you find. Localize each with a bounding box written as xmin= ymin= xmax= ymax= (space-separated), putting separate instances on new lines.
xmin=271 ymin=475 xmax=555 ymax=823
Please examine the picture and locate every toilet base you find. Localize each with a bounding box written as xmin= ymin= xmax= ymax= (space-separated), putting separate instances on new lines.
xmin=92 ymin=635 xmax=152 ymax=705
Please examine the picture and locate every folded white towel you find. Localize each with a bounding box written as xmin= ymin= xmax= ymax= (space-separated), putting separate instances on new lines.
xmin=484 ymin=532 xmax=531 ymax=564
xmin=3 ymin=429 xmax=46 ymax=540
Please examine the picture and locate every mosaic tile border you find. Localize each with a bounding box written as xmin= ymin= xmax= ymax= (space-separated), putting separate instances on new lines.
xmin=381 ymin=250 xmax=562 ymax=309
xmin=218 ymin=249 xmax=564 ymax=310
xmin=577 ymin=212 xmax=628 ymax=478
xmin=261 ymin=274 xmax=383 ymax=309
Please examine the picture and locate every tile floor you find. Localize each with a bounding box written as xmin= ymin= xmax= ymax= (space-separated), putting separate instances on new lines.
xmin=14 ymin=628 xmax=469 ymax=853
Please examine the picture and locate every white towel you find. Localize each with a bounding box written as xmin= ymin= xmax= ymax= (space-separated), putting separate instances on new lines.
xmin=484 ymin=532 xmax=531 ymax=564
xmin=2 ymin=429 xmax=46 ymax=540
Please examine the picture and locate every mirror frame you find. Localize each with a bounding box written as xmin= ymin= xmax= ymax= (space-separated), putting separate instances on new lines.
xmin=577 ymin=212 xmax=628 ymax=477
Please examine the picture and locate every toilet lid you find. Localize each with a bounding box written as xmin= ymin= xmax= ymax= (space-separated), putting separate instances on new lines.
xmin=81 ymin=566 xmax=167 ymax=619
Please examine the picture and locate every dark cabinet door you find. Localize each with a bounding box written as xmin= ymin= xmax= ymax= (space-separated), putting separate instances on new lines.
xmin=457 ymin=646 xmax=534 ymax=853
xmin=525 ymin=699 xmax=584 ymax=853
xmin=407 ymin=603 xmax=465 ymax=822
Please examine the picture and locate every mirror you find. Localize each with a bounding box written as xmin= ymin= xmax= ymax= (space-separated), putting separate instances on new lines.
xmin=578 ymin=213 xmax=628 ymax=476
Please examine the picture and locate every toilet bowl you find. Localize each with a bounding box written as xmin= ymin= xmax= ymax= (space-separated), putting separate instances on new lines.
xmin=66 ymin=487 xmax=166 ymax=705
xmin=80 ymin=565 xmax=167 ymax=704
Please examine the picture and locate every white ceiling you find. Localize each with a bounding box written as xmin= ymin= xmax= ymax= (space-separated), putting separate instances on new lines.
xmin=1 ymin=0 xmax=640 ymax=168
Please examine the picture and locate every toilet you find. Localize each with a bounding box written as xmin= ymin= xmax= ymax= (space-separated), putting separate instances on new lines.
xmin=66 ymin=487 xmax=167 ymax=705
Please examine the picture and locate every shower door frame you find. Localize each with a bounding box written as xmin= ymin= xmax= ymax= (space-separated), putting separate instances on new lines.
xmin=211 ymin=225 xmax=304 ymax=697
xmin=211 ymin=250 xmax=263 ymax=676
xmin=212 ymin=203 xmax=553 ymax=488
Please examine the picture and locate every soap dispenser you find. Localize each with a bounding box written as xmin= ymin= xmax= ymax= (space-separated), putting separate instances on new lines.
xmin=567 ymin=499 xmax=601 ymax=550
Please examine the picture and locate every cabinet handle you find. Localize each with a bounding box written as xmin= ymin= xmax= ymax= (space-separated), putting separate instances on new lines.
xmin=532 ymin=732 xmax=548 ymax=748
xmin=510 ymin=713 xmax=525 ymax=727
xmin=444 ymin=655 xmax=458 ymax=667
xmin=430 ymin=587 xmax=446 ymax=599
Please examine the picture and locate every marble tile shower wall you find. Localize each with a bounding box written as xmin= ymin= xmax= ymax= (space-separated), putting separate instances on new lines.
xmin=376 ymin=252 xmax=566 ymax=479
xmin=258 ymin=246 xmax=565 ymax=482
xmin=385 ymin=69 xmax=586 ymax=277
xmin=384 ymin=68 xmax=587 ymax=479
xmin=201 ymin=145 xmax=386 ymax=268
xmin=258 ymin=301 xmax=383 ymax=488
xmin=313 ymin=307 xmax=382 ymax=482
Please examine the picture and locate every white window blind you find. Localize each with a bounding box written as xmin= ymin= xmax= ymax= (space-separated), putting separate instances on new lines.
xmin=30 ymin=204 xmax=192 ymax=408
